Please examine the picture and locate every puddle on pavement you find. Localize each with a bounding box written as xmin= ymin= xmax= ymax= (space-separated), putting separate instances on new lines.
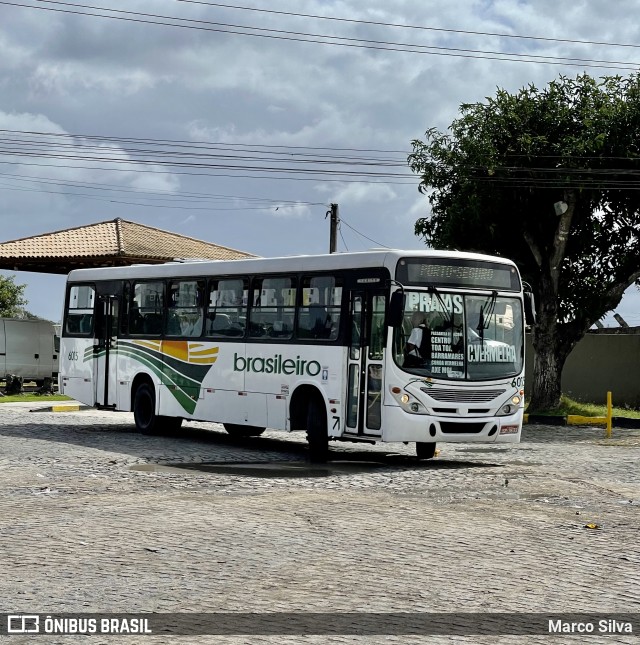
xmin=129 ymin=457 xmax=503 ymax=478
xmin=129 ymin=460 xmax=389 ymax=478
xmin=457 ymin=447 xmax=536 ymax=453
xmin=502 ymin=460 xmax=543 ymax=467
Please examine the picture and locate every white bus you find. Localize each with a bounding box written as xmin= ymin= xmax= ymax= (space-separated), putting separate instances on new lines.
xmin=59 ymin=250 xmax=534 ymax=461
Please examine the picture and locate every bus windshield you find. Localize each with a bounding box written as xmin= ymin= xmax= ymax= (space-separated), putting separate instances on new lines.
xmin=395 ymin=290 xmax=524 ymax=381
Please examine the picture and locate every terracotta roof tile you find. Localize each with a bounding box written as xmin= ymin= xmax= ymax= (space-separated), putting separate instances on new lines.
xmin=0 ymin=218 xmax=256 ymax=272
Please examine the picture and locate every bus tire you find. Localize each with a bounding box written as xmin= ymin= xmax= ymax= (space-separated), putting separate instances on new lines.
xmin=306 ymin=397 xmax=329 ymax=463
xmin=133 ymin=383 xmax=159 ymax=435
xmin=223 ymin=423 xmax=265 ymax=437
xmin=416 ymin=442 xmax=436 ymax=460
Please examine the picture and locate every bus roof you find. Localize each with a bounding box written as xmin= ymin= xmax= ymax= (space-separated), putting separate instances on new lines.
xmin=66 ymin=249 xmax=518 ymax=282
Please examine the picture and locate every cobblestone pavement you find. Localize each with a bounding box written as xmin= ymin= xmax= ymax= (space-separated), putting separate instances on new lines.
xmin=0 ymin=404 xmax=639 ymax=644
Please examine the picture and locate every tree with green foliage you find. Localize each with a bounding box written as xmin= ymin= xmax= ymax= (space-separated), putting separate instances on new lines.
xmin=0 ymin=275 xmax=27 ymax=318
xmin=409 ymin=74 xmax=640 ymax=411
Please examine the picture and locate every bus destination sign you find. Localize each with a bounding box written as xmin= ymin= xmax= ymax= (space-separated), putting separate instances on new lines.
xmin=397 ymin=258 xmax=520 ymax=291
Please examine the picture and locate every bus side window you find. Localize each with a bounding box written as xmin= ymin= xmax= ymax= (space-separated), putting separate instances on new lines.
xmin=368 ymin=295 xmax=386 ymax=359
xmin=130 ymin=281 xmax=164 ymax=337
xmin=298 ymin=276 xmax=342 ymax=341
xmin=249 ymin=277 xmax=295 ymax=340
xmin=120 ymin=282 xmax=131 ymax=336
xmin=65 ymin=284 xmax=96 ymax=336
xmin=166 ymin=280 xmax=204 ymax=338
xmin=206 ymin=278 xmax=248 ymax=338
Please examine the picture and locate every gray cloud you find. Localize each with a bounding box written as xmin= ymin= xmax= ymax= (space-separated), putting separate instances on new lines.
xmin=1 ymin=0 xmax=639 ymax=320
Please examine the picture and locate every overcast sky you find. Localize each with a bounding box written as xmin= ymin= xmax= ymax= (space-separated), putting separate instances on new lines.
xmin=0 ymin=0 xmax=639 ymax=326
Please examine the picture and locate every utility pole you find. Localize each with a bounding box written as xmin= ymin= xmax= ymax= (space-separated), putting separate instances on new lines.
xmin=327 ymin=203 xmax=339 ymax=253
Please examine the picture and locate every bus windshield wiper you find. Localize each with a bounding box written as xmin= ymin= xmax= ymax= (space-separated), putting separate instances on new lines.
xmin=477 ymin=291 xmax=498 ymax=345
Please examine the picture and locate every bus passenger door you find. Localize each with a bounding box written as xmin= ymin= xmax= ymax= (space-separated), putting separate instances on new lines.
xmin=345 ymin=290 xmax=385 ymax=437
xmin=60 ymin=284 xmax=97 ymax=406
xmin=94 ymin=294 xmax=119 ymax=409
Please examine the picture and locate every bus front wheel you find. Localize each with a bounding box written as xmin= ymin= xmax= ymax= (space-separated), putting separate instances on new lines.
xmin=306 ymin=398 xmax=329 ymax=463
xmin=416 ymin=442 xmax=436 ymax=460
xmin=223 ymin=424 xmax=265 ymax=437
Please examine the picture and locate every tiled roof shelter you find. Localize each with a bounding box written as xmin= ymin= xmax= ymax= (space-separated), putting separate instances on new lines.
xmin=0 ymin=218 xmax=256 ymax=273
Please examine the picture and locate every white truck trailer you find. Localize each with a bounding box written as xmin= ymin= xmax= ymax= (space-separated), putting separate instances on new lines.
xmin=0 ymin=318 xmax=59 ymax=383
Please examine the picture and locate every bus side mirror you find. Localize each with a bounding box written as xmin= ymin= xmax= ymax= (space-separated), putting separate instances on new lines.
xmin=388 ymin=291 xmax=405 ymax=327
xmin=524 ymin=292 xmax=537 ymax=326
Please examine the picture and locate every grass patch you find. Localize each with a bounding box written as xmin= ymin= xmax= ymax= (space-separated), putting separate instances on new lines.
xmin=0 ymin=394 xmax=72 ymax=403
xmin=528 ymin=395 xmax=640 ymax=419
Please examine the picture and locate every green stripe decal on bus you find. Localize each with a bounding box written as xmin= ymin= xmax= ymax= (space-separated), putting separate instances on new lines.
xmin=85 ymin=340 xmax=217 ymax=414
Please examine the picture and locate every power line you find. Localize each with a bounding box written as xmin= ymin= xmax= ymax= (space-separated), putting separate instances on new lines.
xmin=339 ymin=216 xmax=390 ymax=248
xmin=0 ymin=129 xmax=410 ymax=156
xmin=0 ymin=170 xmax=325 ymax=205
xmin=0 ymin=182 xmax=288 ymax=209
xmin=9 ymin=130 xmax=640 ymax=164
xmin=9 ymin=130 xmax=640 ymax=192
xmin=0 ymin=152 xmax=413 ymax=178
xmin=0 ymin=143 xmax=408 ymax=169
xmin=0 ymin=135 xmax=407 ymax=165
xmin=176 ymin=0 xmax=640 ymax=51
xmin=0 ymin=129 xmax=416 ymax=182
xmin=0 ymin=159 xmax=416 ymax=184
xmin=0 ymin=179 xmax=326 ymax=211
xmin=337 ymin=222 xmax=349 ymax=252
xmin=2 ymin=1 xmax=639 ymax=71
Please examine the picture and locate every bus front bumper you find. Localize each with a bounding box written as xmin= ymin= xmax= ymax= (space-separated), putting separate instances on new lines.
xmin=381 ymin=404 xmax=523 ymax=443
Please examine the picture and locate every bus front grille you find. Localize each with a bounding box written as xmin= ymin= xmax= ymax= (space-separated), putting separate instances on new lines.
xmin=440 ymin=422 xmax=486 ymax=434
xmin=422 ymin=388 xmax=506 ymax=403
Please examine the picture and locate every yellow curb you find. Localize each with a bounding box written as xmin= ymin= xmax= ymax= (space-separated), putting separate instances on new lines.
xmin=50 ymin=404 xmax=82 ymax=412
xmin=567 ymin=415 xmax=607 ymax=426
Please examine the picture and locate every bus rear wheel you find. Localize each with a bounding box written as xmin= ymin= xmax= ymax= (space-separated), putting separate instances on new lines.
xmin=306 ymin=398 xmax=329 ymax=463
xmin=133 ymin=383 xmax=183 ymax=435
xmin=416 ymin=442 xmax=436 ymax=460
xmin=223 ymin=423 xmax=266 ymax=437
xmin=134 ymin=383 xmax=158 ymax=435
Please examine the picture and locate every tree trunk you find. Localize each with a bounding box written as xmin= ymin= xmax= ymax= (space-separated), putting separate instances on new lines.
xmin=528 ymin=337 xmax=566 ymax=411
xmin=527 ymin=270 xmax=564 ymax=411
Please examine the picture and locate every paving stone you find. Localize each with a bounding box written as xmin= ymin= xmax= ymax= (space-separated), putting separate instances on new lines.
xmin=0 ymin=407 xmax=638 ymax=644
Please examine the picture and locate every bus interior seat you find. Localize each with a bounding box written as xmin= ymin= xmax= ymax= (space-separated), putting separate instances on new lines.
xmin=66 ymin=315 xmax=81 ymax=334
xmin=297 ymin=312 xmax=312 ymax=337
xmin=207 ymin=313 xmax=236 ymax=336
xmin=208 ymin=312 xmax=230 ymax=330
xmin=312 ymin=308 xmax=331 ymax=339
xmin=249 ymin=321 xmax=267 ymax=337
xmin=166 ymin=312 xmax=182 ymax=335
xmin=143 ymin=313 xmax=163 ymax=335
xmin=129 ymin=308 xmax=144 ymax=334
xmin=270 ymin=319 xmax=291 ymax=338
xmin=79 ymin=315 xmax=93 ymax=334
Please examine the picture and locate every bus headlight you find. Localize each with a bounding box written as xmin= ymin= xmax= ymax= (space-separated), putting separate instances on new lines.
xmin=498 ymin=395 xmax=523 ymax=416
xmin=390 ymin=386 xmax=426 ymax=414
